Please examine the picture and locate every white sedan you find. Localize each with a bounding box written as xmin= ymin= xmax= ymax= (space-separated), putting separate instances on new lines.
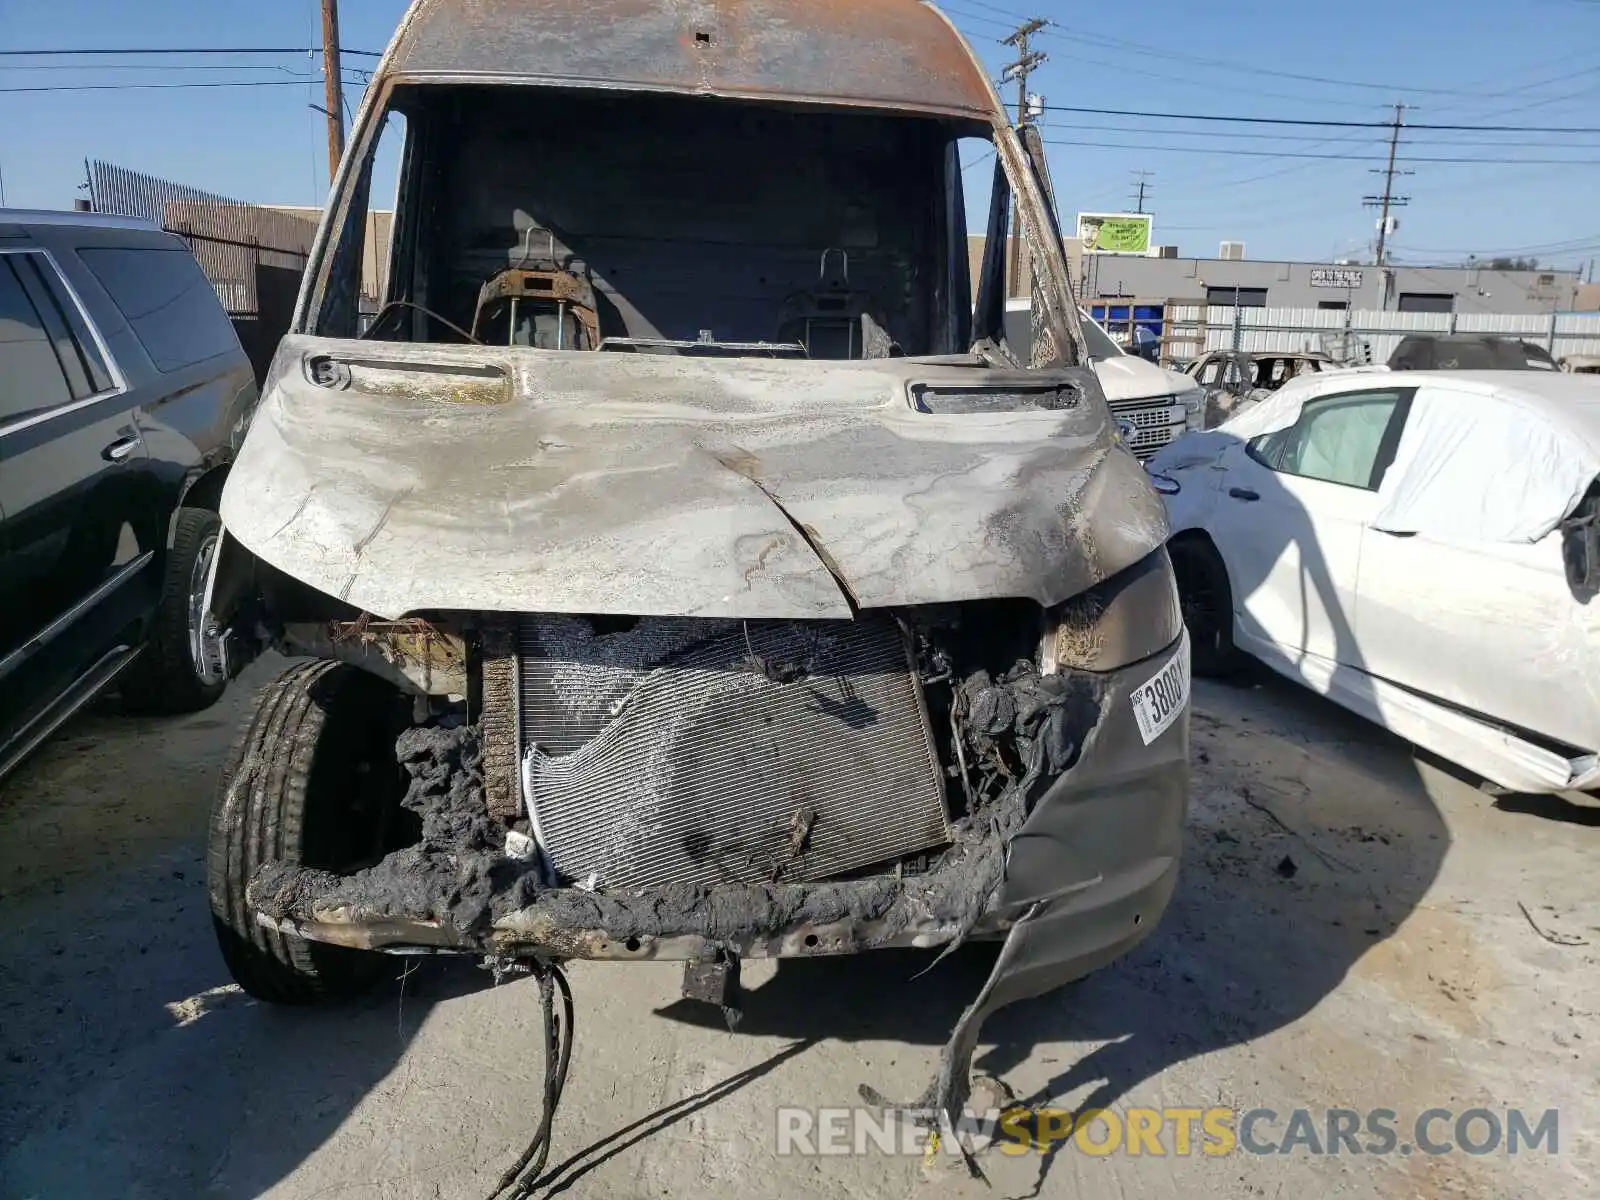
xmin=1147 ymin=368 xmax=1600 ymax=793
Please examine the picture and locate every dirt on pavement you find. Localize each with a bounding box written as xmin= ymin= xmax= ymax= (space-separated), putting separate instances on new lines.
xmin=1 ymin=658 xmax=1596 ymax=1199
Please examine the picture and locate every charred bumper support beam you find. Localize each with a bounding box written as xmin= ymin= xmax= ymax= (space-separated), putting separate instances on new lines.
xmin=250 ymin=634 xmax=1188 ymax=1143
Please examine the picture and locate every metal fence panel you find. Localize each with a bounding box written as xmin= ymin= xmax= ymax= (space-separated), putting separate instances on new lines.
xmin=1456 ymin=312 xmax=1548 ymax=336
xmin=88 ymin=161 xmax=316 ymax=317
xmin=1153 ymin=303 xmax=1600 ymax=365
xmin=1554 ymin=313 xmax=1600 ymax=358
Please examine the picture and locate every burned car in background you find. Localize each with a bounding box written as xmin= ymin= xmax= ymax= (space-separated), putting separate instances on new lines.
xmin=202 ymin=0 xmax=1189 ymax=1132
xmin=1184 ymin=349 xmax=1339 ymax=426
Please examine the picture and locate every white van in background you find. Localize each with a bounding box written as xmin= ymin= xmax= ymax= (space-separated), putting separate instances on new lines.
xmin=1006 ymin=298 xmax=1204 ymax=458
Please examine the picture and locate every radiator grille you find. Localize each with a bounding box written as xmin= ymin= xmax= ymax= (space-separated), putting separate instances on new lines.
xmin=516 ymin=615 xmax=950 ymax=890
xmin=1107 ymin=396 xmax=1186 ymax=458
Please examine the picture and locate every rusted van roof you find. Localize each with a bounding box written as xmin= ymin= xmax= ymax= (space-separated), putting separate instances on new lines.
xmin=383 ymin=0 xmax=1000 ymax=120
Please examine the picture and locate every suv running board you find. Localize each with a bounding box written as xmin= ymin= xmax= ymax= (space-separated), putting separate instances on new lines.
xmin=0 ymin=644 xmax=144 ymax=782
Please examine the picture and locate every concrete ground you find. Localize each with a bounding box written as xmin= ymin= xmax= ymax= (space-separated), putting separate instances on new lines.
xmin=2 ymin=657 xmax=1597 ymax=1200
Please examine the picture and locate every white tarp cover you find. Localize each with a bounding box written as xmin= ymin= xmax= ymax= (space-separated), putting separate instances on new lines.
xmin=1370 ymin=387 xmax=1600 ymax=543
xmin=1172 ymin=376 xmax=1600 ymax=545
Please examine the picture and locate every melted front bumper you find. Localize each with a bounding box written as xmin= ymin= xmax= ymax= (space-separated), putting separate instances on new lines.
xmin=255 ymin=633 xmax=1190 ymax=985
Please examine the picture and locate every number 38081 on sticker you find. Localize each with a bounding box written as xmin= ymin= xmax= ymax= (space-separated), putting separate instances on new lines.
xmin=1130 ymin=646 xmax=1190 ymax=746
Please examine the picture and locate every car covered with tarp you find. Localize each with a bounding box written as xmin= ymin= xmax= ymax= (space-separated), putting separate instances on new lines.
xmin=1151 ymin=368 xmax=1600 ymax=794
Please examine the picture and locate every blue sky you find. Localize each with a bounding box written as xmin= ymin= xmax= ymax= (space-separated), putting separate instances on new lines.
xmin=2 ymin=0 xmax=1597 ymax=271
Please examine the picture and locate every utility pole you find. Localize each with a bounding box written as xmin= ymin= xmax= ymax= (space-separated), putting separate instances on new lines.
xmin=320 ymin=0 xmax=346 ymax=184
xmin=1363 ymin=103 xmax=1411 ymax=269
xmin=1001 ymin=17 xmax=1048 ymax=298
xmin=1130 ymin=170 xmax=1153 ymax=214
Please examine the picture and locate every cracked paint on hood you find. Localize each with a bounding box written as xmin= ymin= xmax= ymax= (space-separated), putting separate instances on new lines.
xmin=219 ymin=335 xmax=1170 ymax=619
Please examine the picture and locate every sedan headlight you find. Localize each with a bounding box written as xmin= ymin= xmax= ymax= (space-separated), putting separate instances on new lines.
xmin=1042 ymin=550 xmax=1183 ymax=673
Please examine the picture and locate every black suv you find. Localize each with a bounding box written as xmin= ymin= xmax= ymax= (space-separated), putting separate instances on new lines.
xmin=1388 ymin=334 xmax=1560 ymax=371
xmin=0 ymin=210 xmax=260 ymax=779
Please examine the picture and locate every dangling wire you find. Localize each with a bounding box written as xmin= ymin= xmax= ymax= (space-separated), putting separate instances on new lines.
xmin=485 ymin=961 xmax=576 ymax=1200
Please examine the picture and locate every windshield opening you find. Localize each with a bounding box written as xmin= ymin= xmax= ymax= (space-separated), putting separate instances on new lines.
xmin=314 ymin=85 xmax=1001 ymax=361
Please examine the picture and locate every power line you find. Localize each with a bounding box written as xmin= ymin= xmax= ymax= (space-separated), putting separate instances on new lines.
xmin=974 ymin=12 xmax=1600 ymax=115
xmin=1041 ymin=29 xmax=1503 ymax=99
xmin=0 ymin=45 xmax=381 ymax=57
xmin=0 ymin=62 xmax=323 ymax=73
xmin=1035 ymin=48 xmax=1399 ymax=111
xmin=1036 ymin=119 xmax=1600 ymax=146
xmin=942 ymin=0 xmax=1032 ymax=19
xmin=1037 ymin=137 xmax=1596 ymax=164
xmin=1036 ymin=102 xmax=1600 ymax=134
xmin=1039 ymin=105 xmax=1384 ymax=127
xmin=1411 ymin=118 xmax=1600 ymax=133
xmin=1388 ymin=234 xmax=1600 ymax=256
xmin=939 ymin=4 xmax=1022 ymax=33
xmin=0 ymin=77 xmax=366 ymax=94
xmin=967 ymin=9 xmax=1600 ymax=119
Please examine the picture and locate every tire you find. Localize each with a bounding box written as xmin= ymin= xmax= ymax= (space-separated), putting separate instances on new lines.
xmin=1169 ymin=537 xmax=1240 ymax=678
xmin=121 ymin=506 xmax=228 ymax=715
xmin=208 ymin=660 xmax=409 ymax=1005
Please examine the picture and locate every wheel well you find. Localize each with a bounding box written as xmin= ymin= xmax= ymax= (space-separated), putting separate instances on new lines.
xmin=1167 ymin=530 xmax=1234 ymax=608
xmin=179 ymin=463 xmax=230 ymax=515
xmin=1168 ymin=528 xmax=1220 ymax=556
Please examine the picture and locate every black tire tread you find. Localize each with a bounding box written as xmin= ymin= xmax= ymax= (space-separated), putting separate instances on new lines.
xmin=121 ymin=506 xmax=228 ymax=715
xmin=1170 ymin=536 xmax=1242 ymax=678
xmin=207 ymin=660 xmax=385 ymax=1005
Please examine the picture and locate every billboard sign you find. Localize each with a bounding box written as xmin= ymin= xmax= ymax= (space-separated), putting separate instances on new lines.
xmin=1077 ymin=212 xmax=1153 ymax=256
xmin=1311 ymin=267 xmax=1365 ymax=289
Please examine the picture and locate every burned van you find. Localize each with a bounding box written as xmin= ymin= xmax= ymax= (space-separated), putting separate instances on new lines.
xmin=204 ymin=0 xmax=1189 ymax=1132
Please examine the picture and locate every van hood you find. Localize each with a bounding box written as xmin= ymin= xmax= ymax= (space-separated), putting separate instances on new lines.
xmin=1091 ymin=354 xmax=1198 ymax=403
xmin=220 ymin=336 xmax=1170 ymax=620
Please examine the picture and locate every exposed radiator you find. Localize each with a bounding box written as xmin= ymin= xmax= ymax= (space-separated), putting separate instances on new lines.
xmin=516 ymin=615 xmax=950 ymax=891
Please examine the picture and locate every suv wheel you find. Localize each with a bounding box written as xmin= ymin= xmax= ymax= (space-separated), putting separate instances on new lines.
xmin=208 ymin=661 xmax=409 ymax=1005
xmin=120 ymin=506 xmax=229 ymax=714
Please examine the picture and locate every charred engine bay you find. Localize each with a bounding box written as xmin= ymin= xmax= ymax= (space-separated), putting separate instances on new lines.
xmin=249 ymin=608 xmax=1110 ymax=949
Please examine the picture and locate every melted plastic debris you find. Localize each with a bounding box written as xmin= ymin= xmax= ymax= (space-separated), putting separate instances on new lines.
xmin=248 ymin=662 xmax=1106 ymax=948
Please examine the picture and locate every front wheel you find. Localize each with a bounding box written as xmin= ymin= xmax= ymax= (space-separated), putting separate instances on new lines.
xmin=120 ymin=506 xmax=228 ymax=714
xmin=1169 ymin=538 xmax=1240 ymax=678
xmin=208 ymin=661 xmax=411 ymax=1004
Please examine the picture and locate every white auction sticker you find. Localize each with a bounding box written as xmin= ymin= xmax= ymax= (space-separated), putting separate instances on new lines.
xmin=1130 ymin=646 xmax=1190 ymax=745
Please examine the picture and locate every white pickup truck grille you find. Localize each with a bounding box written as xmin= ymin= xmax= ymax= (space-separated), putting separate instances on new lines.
xmin=1107 ymin=396 xmax=1188 ymax=459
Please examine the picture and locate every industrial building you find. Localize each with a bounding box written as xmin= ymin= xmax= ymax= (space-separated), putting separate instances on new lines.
xmin=969 ymin=236 xmax=1589 ymax=316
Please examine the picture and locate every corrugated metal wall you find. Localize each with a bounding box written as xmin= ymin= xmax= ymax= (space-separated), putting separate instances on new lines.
xmin=1162 ymin=305 xmax=1600 ymax=364
xmin=87 ymin=161 xmax=319 ymax=382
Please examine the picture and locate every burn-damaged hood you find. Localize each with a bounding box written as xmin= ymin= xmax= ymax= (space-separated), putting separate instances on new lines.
xmin=221 ymin=336 xmax=1170 ymax=619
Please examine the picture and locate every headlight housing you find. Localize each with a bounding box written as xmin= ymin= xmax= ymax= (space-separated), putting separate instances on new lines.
xmin=1178 ymin=385 xmax=1206 ymax=431
xmin=1041 ymin=549 xmax=1183 ymax=673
